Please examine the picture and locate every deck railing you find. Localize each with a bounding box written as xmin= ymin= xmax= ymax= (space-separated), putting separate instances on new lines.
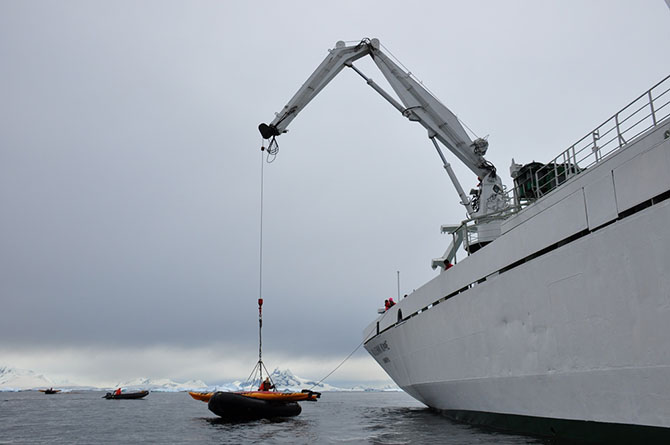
xmin=454 ymin=74 xmax=670 ymax=253
xmin=511 ymin=74 xmax=670 ymax=207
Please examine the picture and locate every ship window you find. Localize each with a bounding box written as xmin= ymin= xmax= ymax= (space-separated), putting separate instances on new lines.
xmin=397 ymin=309 xmax=403 ymax=322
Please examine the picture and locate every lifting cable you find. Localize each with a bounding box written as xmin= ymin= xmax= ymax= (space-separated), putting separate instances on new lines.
xmin=244 ymin=140 xmax=278 ymax=391
xmin=258 ymin=142 xmax=266 ymax=317
xmin=246 ymin=137 xmax=283 ymax=390
xmin=256 ymin=135 xmax=390 ymax=392
xmin=258 ymin=136 xmax=280 ymax=305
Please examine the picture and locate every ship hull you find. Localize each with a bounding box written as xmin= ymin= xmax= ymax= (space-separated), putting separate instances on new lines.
xmin=365 ymin=117 xmax=670 ymax=441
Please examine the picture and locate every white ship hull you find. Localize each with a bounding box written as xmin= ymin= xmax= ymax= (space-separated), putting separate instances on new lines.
xmin=365 ymin=99 xmax=670 ymax=439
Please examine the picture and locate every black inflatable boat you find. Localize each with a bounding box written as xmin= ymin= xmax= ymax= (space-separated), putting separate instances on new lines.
xmin=208 ymin=391 xmax=301 ymax=419
xmin=103 ymin=390 xmax=149 ymax=400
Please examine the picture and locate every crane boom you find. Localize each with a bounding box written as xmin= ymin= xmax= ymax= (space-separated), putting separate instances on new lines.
xmin=260 ymin=38 xmax=494 ymax=178
xmin=259 ymin=40 xmax=371 ymax=139
xmin=259 ymin=38 xmax=507 ymax=225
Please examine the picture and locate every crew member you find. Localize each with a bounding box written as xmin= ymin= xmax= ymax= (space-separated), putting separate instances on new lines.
xmin=259 ymin=377 xmax=275 ymax=391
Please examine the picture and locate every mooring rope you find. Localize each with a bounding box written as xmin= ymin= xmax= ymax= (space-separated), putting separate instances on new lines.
xmin=308 ymin=310 xmax=390 ymax=390
xmin=307 ymin=340 xmax=365 ymax=391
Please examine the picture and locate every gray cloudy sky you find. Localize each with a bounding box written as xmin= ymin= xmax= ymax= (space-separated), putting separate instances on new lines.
xmin=1 ymin=0 xmax=669 ymax=386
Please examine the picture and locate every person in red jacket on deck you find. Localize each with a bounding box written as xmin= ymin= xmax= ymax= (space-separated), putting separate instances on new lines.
xmin=114 ymin=388 xmax=122 ymax=396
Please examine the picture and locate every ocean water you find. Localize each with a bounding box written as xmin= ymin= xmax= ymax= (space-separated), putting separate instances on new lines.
xmin=0 ymin=391 xmax=545 ymax=444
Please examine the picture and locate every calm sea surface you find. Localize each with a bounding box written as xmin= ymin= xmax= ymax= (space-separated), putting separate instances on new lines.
xmin=0 ymin=391 xmax=546 ymax=444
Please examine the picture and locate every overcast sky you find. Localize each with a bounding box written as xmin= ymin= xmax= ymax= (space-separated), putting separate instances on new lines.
xmin=1 ymin=1 xmax=669 ymax=387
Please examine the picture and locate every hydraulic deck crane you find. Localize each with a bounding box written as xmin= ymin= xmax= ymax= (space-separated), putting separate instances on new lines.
xmin=259 ymin=38 xmax=509 ymax=258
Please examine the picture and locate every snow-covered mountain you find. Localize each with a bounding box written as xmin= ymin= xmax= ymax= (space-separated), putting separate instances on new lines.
xmin=0 ymin=365 xmax=209 ymax=392
xmin=222 ymin=368 xmax=398 ymax=392
xmin=0 ymin=364 xmax=398 ymax=392
xmin=113 ymin=377 xmax=208 ymax=392
xmin=0 ymin=366 xmax=55 ymax=391
xmin=224 ymin=368 xmax=341 ymax=392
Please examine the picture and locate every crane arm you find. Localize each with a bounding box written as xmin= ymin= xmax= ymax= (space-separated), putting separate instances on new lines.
xmin=259 ymin=38 xmax=508 ymax=226
xmin=259 ymin=40 xmax=372 ymax=139
xmin=259 ymin=38 xmax=494 ymax=179
xmin=365 ymin=44 xmax=491 ymax=178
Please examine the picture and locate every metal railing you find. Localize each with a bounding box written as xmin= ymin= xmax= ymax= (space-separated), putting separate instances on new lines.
xmin=440 ymin=75 xmax=670 ymax=261
xmin=438 ymin=206 xmax=518 ymax=261
xmin=512 ymin=74 xmax=670 ymax=206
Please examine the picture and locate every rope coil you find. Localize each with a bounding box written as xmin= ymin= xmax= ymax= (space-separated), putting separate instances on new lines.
xmin=261 ymin=136 xmax=279 ymax=163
